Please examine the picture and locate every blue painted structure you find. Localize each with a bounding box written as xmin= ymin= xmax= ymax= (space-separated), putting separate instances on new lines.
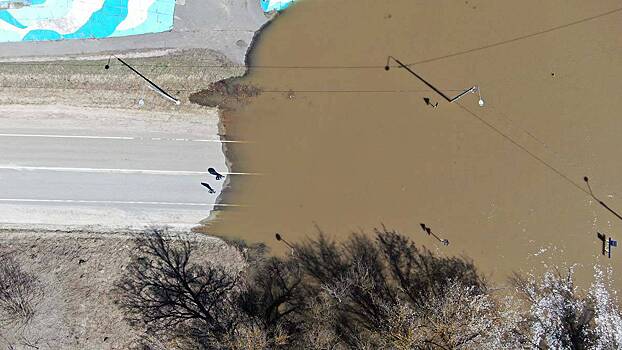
xmin=261 ymin=0 xmax=295 ymax=12
xmin=0 ymin=0 xmax=176 ymax=43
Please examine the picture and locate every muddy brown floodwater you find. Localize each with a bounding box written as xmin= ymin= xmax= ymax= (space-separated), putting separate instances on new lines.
xmin=205 ymin=0 xmax=622 ymax=288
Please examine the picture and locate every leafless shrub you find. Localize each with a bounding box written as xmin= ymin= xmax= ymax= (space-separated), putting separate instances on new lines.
xmin=300 ymin=292 xmax=344 ymax=350
xmin=590 ymin=266 xmax=622 ymax=348
xmin=292 ymin=227 xmax=487 ymax=346
xmin=502 ymin=258 xmax=622 ymax=350
xmin=378 ymin=281 xmax=521 ymax=349
xmin=238 ymin=257 xmax=305 ymax=338
xmin=219 ymin=323 xmax=293 ymax=350
xmin=511 ymin=267 xmax=598 ymax=349
xmin=0 ymin=253 xmax=41 ymax=325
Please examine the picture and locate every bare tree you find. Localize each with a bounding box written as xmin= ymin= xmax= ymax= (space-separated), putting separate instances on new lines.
xmin=117 ymin=228 xmax=243 ymax=346
xmin=118 ymin=228 xmax=308 ymax=349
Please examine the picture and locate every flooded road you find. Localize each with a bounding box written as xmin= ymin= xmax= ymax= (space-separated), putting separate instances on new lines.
xmin=205 ymin=0 xmax=622 ymax=287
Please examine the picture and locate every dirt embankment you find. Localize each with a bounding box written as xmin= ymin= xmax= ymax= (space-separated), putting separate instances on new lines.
xmin=190 ymin=80 xmax=261 ymax=109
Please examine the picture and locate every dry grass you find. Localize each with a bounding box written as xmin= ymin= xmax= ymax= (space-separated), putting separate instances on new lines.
xmin=0 ymin=230 xmax=244 ymax=349
xmin=0 ymin=48 xmax=246 ymax=111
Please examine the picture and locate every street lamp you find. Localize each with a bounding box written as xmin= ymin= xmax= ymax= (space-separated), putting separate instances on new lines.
xmin=275 ymin=233 xmax=296 ymax=254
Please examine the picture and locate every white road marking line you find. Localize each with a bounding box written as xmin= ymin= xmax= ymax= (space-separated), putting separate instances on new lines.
xmin=193 ymin=139 xmax=250 ymax=143
xmin=225 ymin=172 xmax=264 ymax=175
xmin=0 ymin=133 xmax=134 ymax=140
xmin=0 ymin=198 xmax=241 ymax=207
xmin=0 ymin=133 xmax=246 ymax=143
xmin=0 ymin=165 xmax=208 ymax=176
xmin=0 ymin=165 xmax=263 ymax=176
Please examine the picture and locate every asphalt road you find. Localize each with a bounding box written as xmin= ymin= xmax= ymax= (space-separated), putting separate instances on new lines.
xmin=0 ymin=105 xmax=229 ymax=231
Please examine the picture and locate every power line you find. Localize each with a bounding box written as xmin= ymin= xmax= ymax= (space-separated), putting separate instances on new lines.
xmin=0 ymin=84 xmax=467 ymax=94
xmin=402 ymin=6 xmax=622 ymax=67
xmin=1 ymin=6 xmax=619 ymax=70
xmin=455 ymin=102 xmax=588 ymax=196
xmin=260 ymin=89 xmax=465 ymax=93
xmin=484 ymin=104 xmax=586 ymax=179
xmin=385 ymin=54 xmax=590 ymax=197
xmin=454 ymin=103 xmax=622 ymax=226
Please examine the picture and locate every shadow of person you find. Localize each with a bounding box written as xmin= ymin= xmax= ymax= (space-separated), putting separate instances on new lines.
xmin=201 ymin=182 xmax=216 ymax=194
xmin=208 ymin=167 xmax=224 ymax=180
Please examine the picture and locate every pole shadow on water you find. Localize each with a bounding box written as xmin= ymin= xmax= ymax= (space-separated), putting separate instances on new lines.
xmin=385 ymin=55 xmax=477 ymax=104
xmin=423 ymin=97 xmax=438 ymax=108
xmin=275 ymin=233 xmax=296 ymax=255
xmin=420 ymin=223 xmax=449 ymax=246
xmin=584 ymin=176 xmax=622 ymax=222
xmin=104 ymin=55 xmax=180 ymax=105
